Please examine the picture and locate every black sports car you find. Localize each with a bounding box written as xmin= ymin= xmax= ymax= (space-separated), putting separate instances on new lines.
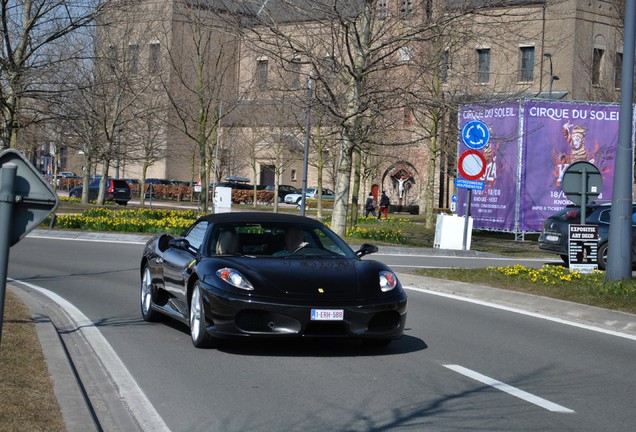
xmin=140 ymin=212 xmax=407 ymax=348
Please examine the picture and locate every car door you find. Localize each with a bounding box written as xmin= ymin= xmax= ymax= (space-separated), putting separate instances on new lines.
xmin=161 ymin=220 xmax=209 ymax=317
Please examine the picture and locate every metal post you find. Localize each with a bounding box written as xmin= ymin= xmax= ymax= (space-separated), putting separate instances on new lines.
xmin=607 ymin=0 xmax=636 ymax=280
xmin=300 ymin=76 xmax=313 ymax=217
xmin=580 ymin=166 xmax=587 ymax=224
xmin=462 ymin=189 xmax=472 ymax=250
xmin=0 ymin=164 xmax=17 ymax=345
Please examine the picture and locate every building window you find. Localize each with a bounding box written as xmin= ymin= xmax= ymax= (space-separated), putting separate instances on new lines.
xmin=592 ymin=48 xmax=604 ymax=85
xmin=400 ymin=0 xmax=412 ymax=19
xmin=377 ymin=0 xmax=388 ymax=20
xmin=289 ymin=60 xmax=301 ymax=90
xmin=477 ymin=48 xmax=490 ymax=84
xmin=108 ymin=45 xmax=117 ymax=74
xmin=614 ymin=52 xmax=622 ymax=89
xmin=404 ymin=107 xmax=413 ymax=127
xmin=519 ymin=46 xmax=534 ymax=82
xmin=257 ymin=59 xmax=268 ymax=91
xmin=149 ymin=42 xmax=161 ymax=75
xmin=291 ymin=169 xmax=297 ymax=182
xmin=441 ymin=50 xmax=449 ymax=83
xmin=128 ymin=44 xmax=139 ymax=76
xmin=398 ymin=47 xmax=413 ymax=64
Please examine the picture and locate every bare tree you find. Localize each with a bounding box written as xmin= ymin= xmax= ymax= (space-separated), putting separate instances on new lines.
xmin=160 ymin=1 xmax=243 ymax=211
xmin=0 ymin=0 xmax=100 ymax=150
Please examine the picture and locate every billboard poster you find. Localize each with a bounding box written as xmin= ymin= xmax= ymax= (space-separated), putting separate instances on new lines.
xmin=457 ymin=103 xmax=521 ymax=230
xmin=519 ymin=101 xmax=619 ymax=231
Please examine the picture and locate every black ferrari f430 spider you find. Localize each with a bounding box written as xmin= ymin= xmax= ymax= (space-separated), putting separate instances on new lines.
xmin=140 ymin=212 xmax=407 ymax=348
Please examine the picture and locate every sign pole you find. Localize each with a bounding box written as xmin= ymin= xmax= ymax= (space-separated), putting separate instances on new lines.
xmin=580 ymin=165 xmax=587 ymax=224
xmin=0 ymin=164 xmax=17 ymax=346
xmin=462 ymin=189 xmax=472 ymax=250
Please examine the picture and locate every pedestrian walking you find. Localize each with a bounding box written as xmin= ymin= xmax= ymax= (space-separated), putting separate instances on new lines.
xmin=364 ymin=192 xmax=377 ymax=217
xmin=378 ymin=190 xmax=390 ymax=220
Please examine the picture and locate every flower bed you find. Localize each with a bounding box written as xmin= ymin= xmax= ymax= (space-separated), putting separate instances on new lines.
xmin=54 ymin=208 xmax=197 ymax=235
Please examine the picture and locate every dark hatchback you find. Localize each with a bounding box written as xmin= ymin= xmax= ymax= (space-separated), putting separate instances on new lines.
xmin=69 ymin=178 xmax=132 ymax=205
xmin=538 ymin=202 xmax=636 ymax=270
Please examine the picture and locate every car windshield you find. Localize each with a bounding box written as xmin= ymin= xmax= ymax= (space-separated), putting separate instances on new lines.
xmin=207 ymin=222 xmax=355 ymax=258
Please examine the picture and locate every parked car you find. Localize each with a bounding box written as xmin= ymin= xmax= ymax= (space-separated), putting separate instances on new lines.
xmin=264 ymin=184 xmax=299 ymax=202
xmin=538 ymin=202 xmax=636 ymax=270
xmin=145 ymin=178 xmax=173 ymax=185
xmin=284 ymin=187 xmax=336 ymax=204
xmin=69 ymin=178 xmax=132 ymax=205
xmin=58 ymin=171 xmax=77 ymax=178
xmin=140 ymin=212 xmax=407 ymax=348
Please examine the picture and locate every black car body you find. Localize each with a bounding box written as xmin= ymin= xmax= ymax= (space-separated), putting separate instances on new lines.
xmin=264 ymin=184 xmax=300 ymax=202
xmin=140 ymin=212 xmax=407 ymax=348
xmin=69 ymin=178 xmax=131 ymax=205
xmin=538 ymin=202 xmax=636 ymax=270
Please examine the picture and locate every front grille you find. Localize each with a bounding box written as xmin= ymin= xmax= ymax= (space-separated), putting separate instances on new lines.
xmin=235 ymin=310 xmax=300 ymax=334
xmin=368 ymin=311 xmax=401 ymax=332
xmin=235 ymin=310 xmax=274 ymax=332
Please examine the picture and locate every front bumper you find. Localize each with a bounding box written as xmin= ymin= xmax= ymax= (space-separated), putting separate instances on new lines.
xmin=199 ymin=284 xmax=407 ymax=341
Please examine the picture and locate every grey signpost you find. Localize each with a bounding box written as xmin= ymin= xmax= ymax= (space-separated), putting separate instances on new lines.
xmin=0 ymin=149 xmax=59 ymax=345
xmin=560 ymin=161 xmax=603 ymax=272
xmin=560 ymin=161 xmax=603 ymax=223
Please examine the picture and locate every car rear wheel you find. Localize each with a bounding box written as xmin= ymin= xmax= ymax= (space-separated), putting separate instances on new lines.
xmin=190 ymin=283 xmax=213 ymax=348
xmin=141 ymin=266 xmax=161 ymax=322
xmin=560 ymin=254 xmax=569 ymax=264
xmin=597 ymin=243 xmax=608 ymax=270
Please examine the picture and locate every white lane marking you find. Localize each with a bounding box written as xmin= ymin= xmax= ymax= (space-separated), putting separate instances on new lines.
xmin=443 ymin=364 xmax=575 ymax=413
xmin=25 ymin=234 xmax=147 ymax=245
xmin=375 ymin=253 xmax=557 ymax=263
xmin=405 ymin=286 xmax=636 ymax=342
xmin=10 ymin=279 xmax=170 ymax=432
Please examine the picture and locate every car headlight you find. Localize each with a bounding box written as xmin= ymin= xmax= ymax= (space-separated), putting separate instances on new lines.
xmin=379 ymin=271 xmax=397 ymax=292
xmin=216 ymin=268 xmax=254 ymax=291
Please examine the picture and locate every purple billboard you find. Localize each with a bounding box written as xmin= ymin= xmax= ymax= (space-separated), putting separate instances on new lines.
xmin=457 ymin=100 xmax=621 ymax=233
xmin=457 ymin=103 xmax=521 ymax=230
xmin=519 ymin=101 xmax=619 ymax=231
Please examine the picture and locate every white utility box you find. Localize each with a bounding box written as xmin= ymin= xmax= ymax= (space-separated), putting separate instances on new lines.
xmin=213 ymin=187 xmax=232 ymax=213
xmin=434 ymin=213 xmax=472 ymax=250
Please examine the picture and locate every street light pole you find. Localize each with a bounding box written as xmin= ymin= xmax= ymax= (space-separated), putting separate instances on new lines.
xmin=300 ymin=75 xmax=313 ymax=217
xmin=543 ymin=52 xmax=559 ymax=98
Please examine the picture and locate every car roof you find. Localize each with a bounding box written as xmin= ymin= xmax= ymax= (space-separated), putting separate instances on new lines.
xmin=196 ymin=212 xmax=325 ymax=227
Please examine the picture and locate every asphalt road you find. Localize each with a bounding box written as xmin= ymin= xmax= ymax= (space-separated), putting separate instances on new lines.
xmin=7 ymin=236 xmax=636 ymax=431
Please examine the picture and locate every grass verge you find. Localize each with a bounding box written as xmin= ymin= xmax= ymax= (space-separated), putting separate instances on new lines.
xmin=0 ymin=290 xmax=65 ymax=432
xmin=416 ymin=265 xmax=636 ymax=314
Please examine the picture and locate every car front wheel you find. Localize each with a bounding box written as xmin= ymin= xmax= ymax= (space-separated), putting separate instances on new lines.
xmin=597 ymin=243 xmax=608 ymax=270
xmin=190 ymin=283 xmax=213 ymax=348
xmin=141 ymin=266 xmax=161 ymax=322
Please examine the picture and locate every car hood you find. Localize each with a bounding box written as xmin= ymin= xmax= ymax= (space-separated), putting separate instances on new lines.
xmin=202 ymin=257 xmax=389 ymax=300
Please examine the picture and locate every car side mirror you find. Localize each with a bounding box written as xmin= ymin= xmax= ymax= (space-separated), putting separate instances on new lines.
xmin=158 ymin=234 xmax=174 ymax=252
xmin=169 ymin=237 xmax=193 ymax=252
xmin=355 ymin=243 xmax=379 ymax=258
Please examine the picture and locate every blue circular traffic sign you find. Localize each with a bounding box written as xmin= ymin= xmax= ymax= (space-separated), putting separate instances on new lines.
xmin=462 ymin=120 xmax=490 ymax=150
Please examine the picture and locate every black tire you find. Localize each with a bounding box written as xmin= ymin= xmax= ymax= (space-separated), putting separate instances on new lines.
xmin=116 ymin=200 xmax=128 ymax=206
xmin=190 ymin=283 xmax=214 ymax=348
xmin=597 ymin=243 xmax=608 ymax=270
xmin=560 ymin=254 xmax=569 ymax=264
xmin=140 ymin=266 xmax=162 ymax=322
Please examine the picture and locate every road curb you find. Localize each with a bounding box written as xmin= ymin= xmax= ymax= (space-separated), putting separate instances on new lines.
xmin=10 ymin=285 xmax=99 ymax=432
xmin=397 ymin=273 xmax=636 ymax=338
